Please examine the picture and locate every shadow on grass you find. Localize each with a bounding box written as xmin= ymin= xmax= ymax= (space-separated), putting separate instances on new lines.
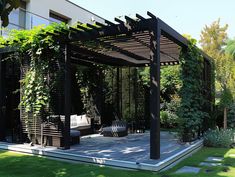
xmin=1 ymin=148 xmax=234 ymax=177
xmin=0 ymin=150 xmax=160 ymax=177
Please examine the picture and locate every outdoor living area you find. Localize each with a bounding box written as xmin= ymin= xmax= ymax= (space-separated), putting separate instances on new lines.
xmin=0 ymin=11 xmax=213 ymax=171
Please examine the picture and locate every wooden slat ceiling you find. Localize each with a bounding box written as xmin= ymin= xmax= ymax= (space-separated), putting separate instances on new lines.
xmin=1 ymin=12 xmax=213 ymax=67
xmin=68 ymin=13 xmax=182 ymax=67
xmin=70 ymin=32 xmax=181 ymax=66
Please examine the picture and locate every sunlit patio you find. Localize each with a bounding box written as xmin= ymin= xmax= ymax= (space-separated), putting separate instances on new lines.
xmin=70 ymin=131 xmax=192 ymax=164
xmin=0 ymin=131 xmax=203 ymax=171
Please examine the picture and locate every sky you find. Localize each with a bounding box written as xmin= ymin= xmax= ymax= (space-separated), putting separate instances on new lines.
xmin=71 ymin=0 xmax=234 ymax=42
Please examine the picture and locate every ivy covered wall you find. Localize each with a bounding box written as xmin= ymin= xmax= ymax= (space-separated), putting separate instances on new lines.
xmin=177 ymin=38 xmax=215 ymax=141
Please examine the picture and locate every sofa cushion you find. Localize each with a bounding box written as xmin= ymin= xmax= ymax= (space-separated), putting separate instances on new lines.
xmin=70 ymin=114 xmax=91 ymax=129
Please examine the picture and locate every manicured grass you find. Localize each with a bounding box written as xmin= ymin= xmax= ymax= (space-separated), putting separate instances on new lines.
xmin=164 ymin=147 xmax=235 ymax=177
xmin=0 ymin=148 xmax=235 ymax=177
xmin=0 ymin=150 xmax=158 ymax=177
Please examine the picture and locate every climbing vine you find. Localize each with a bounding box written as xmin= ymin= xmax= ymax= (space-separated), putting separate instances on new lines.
xmin=0 ymin=23 xmax=68 ymax=141
xmin=177 ymin=37 xmax=209 ymax=141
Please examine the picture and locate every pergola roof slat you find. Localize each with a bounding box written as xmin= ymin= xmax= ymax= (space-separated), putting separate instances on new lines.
xmin=136 ymin=13 xmax=146 ymax=21
xmin=105 ymin=19 xmax=115 ymax=26
xmin=125 ymin=16 xmax=137 ymax=25
xmin=0 ymin=11 xmax=208 ymax=68
xmin=147 ymin=11 xmax=157 ymax=19
xmin=114 ymin=17 xmax=125 ymax=24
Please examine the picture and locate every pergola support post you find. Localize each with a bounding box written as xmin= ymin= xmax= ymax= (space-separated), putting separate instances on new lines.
xmin=64 ymin=43 xmax=71 ymax=149
xmin=149 ymin=19 xmax=161 ymax=159
xmin=0 ymin=54 xmax=4 ymax=141
xmin=116 ymin=67 xmax=120 ymax=117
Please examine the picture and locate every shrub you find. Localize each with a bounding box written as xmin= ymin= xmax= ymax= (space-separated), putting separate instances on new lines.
xmin=204 ymin=128 xmax=235 ymax=148
xmin=160 ymin=111 xmax=168 ymax=127
xmin=160 ymin=110 xmax=178 ymax=128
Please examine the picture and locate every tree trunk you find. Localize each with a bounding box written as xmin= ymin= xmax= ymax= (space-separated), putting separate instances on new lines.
xmin=223 ymin=107 xmax=227 ymax=129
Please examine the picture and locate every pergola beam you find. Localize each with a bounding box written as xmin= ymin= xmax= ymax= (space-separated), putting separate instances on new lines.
xmin=70 ymin=45 xmax=149 ymax=66
xmin=136 ymin=13 xmax=146 ymax=21
xmin=105 ymin=19 xmax=115 ymax=26
xmin=158 ymin=18 xmax=188 ymax=47
xmin=147 ymin=11 xmax=156 ymax=19
xmin=125 ymin=16 xmax=137 ymax=25
xmin=0 ymin=54 xmax=4 ymax=141
xmin=97 ymin=38 xmax=149 ymax=61
xmin=71 ymin=52 xmax=130 ymax=66
xmin=69 ymin=19 xmax=152 ymax=42
xmin=114 ymin=17 xmax=125 ymax=24
xmin=71 ymin=57 xmax=96 ymax=67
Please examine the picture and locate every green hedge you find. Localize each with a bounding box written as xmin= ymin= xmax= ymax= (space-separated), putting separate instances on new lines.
xmin=204 ymin=128 xmax=235 ymax=148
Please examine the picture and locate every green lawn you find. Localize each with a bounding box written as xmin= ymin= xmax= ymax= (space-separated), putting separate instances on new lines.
xmin=0 ymin=148 xmax=235 ymax=177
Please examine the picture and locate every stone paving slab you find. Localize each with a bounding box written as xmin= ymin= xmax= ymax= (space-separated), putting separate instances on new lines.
xmin=175 ymin=166 xmax=201 ymax=174
xmin=205 ymin=157 xmax=223 ymax=162
xmin=200 ymin=162 xmax=222 ymax=167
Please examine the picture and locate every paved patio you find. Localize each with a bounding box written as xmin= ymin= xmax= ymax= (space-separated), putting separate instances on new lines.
xmin=66 ymin=131 xmax=199 ymax=164
xmin=0 ymin=131 xmax=203 ymax=171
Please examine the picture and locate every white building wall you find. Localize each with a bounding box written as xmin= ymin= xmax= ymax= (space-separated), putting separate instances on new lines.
xmin=25 ymin=0 xmax=105 ymax=25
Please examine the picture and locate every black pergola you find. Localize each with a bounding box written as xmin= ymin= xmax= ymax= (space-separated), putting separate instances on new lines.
xmin=0 ymin=12 xmax=213 ymax=160
xmin=53 ymin=12 xmax=212 ymax=160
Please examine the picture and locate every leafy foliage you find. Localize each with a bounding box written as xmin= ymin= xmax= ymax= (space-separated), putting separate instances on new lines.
xmin=75 ymin=65 xmax=107 ymax=119
xmin=0 ymin=23 xmax=68 ymax=141
xmin=200 ymin=19 xmax=235 ymax=129
xmin=225 ymin=39 xmax=235 ymax=59
xmin=161 ymin=66 xmax=181 ymax=102
xmin=138 ymin=65 xmax=181 ymax=102
xmin=200 ymin=19 xmax=228 ymax=60
xmin=177 ymin=38 xmax=208 ymax=142
xmin=138 ymin=67 xmax=149 ymax=86
xmin=160 ymin=97 xmax=180 ymax=128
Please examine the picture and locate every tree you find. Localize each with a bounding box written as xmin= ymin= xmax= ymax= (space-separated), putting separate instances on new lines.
xmin=225 ymin=39 xmax=235 ymax=59
xmin=220 ymin=88 xmax=233 ymax=129
xmin=200 ymin=19 xmax=235 ymax=129
xmin=0 ymin=0 xmax=20 ymax=27
xmin=200 ymin=19 xmax=228 ymax=60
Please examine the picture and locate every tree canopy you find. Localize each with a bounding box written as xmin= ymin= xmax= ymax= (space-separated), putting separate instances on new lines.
xmin=200 ymin=19 xmax=235 ymax=129
xmin=200 ymin=19 xmax=228 ymax=59
xmin=225 ymin=39 xmax=235 ymax=59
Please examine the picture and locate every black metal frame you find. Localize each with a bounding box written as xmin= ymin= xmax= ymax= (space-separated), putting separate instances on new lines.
xmin=64 ymin=44 xmax=71 ymax=149
xmin=59 ymin=12 xmax=213 ymax=159
xmin=51 ymin=12 xmax=213 ymax=159
xmin=149 ymin=19 xmax=161 ymax=159
xmin=0 ymin=53 xmax=3 ymax=141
